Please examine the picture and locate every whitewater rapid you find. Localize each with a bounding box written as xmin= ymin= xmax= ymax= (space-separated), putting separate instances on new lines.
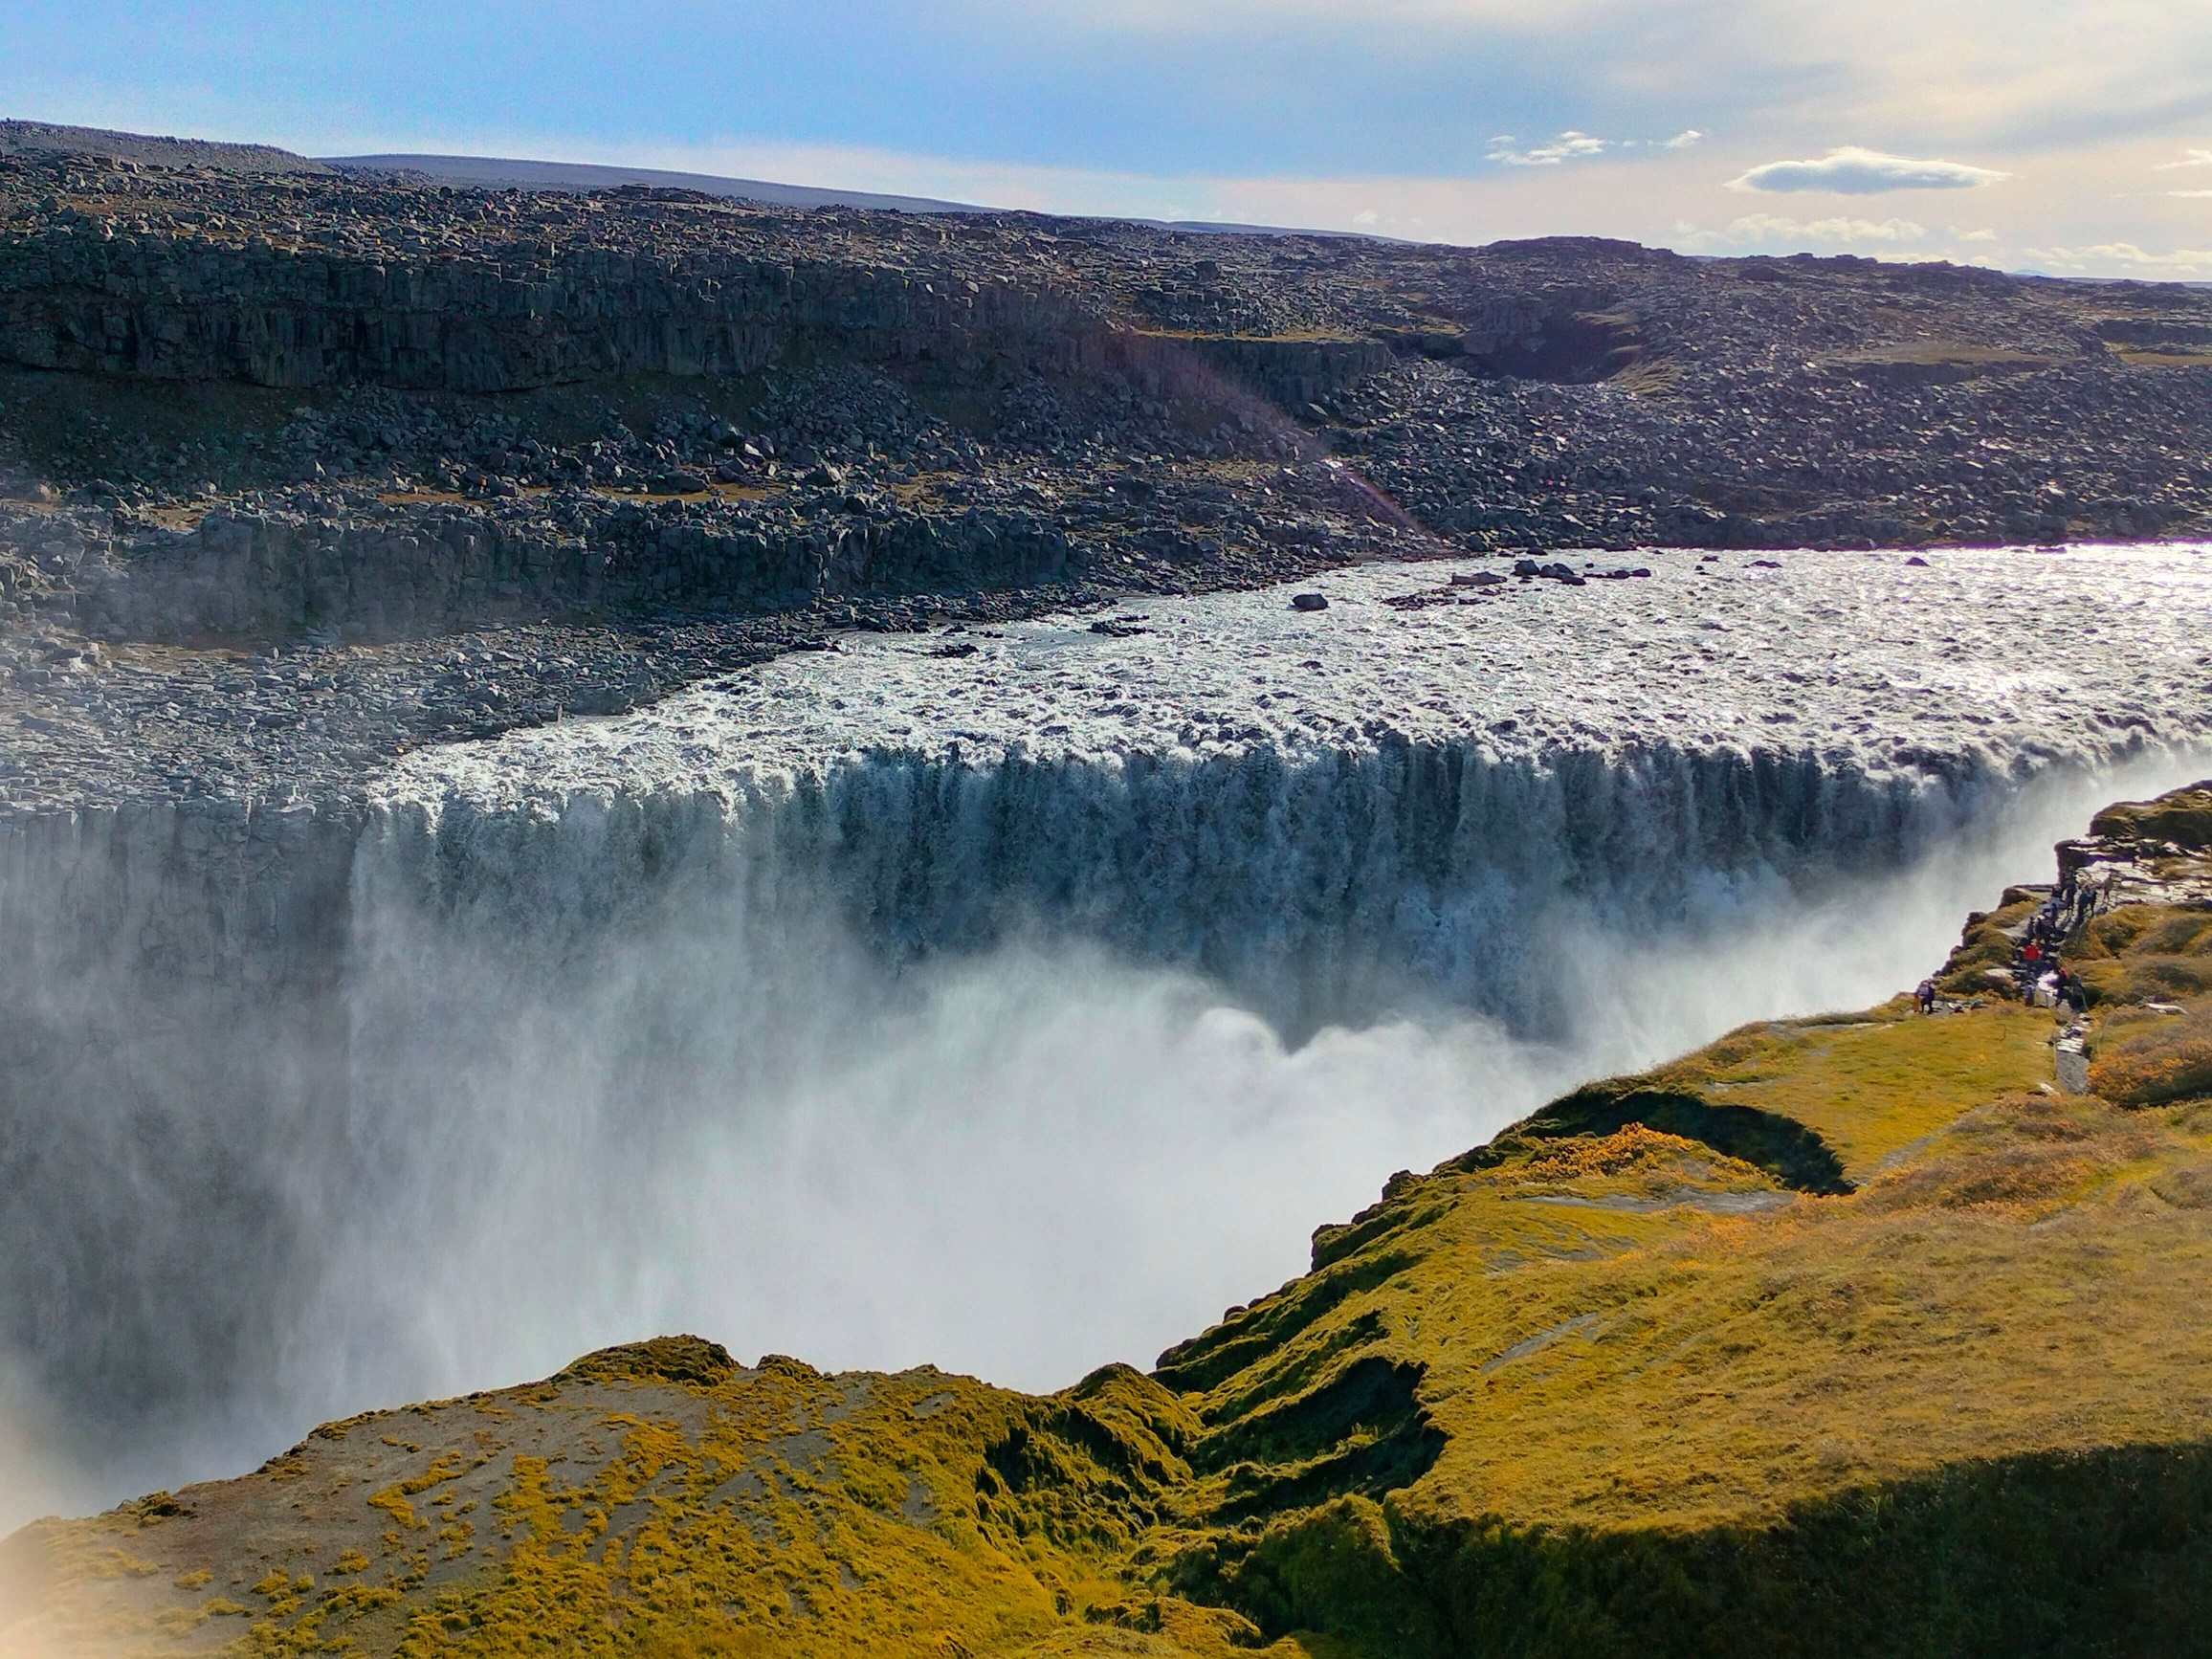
xmin=393 ymin=542 xmax=2201 ymax=792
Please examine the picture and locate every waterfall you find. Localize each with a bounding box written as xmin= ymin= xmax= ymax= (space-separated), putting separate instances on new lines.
xmin=0 ymin=727 xmax=2205 ymax=1528
xmin=358 ymin=739 xmax=2028 ymax=1039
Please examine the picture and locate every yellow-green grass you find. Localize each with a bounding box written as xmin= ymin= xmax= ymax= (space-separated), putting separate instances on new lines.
xmin=1638 ymin=1002 xmax=2059 ymax=1180
xmin=1161 ymin=1035 xmax=2212 ymax=1540
xmin=2091 ymin=995 xmax=2212 ymax=1106
xmin=1137 ymin=854 xmax=2212 ymax=1652
xmin=5 ymin=1350 xmax=1214 ymax=1659
xmin=2089 ymin=784 xmax=2212 ymax=846
xmin=2072 ymin=905 xmax=2212 ymax=1007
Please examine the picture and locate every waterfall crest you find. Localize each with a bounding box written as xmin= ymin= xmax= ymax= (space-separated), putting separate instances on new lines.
xmin=361 ymin=738 xmax=2030 ymax=1036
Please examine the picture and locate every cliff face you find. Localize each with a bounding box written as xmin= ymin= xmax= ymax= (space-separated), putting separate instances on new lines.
xmin=61 ymin=493 xmax=1074 ymax=640
xmin=0 ymin=221 xmax=1400 ymax=408
xmin=0 ymin=224 xmax=1084 ymax=391
xmin=8 ymin=785 xmax=2212 ymax=1658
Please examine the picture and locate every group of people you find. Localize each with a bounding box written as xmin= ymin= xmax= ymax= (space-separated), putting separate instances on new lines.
xmin=2011 ymin=892 xmax=2090 ymax=1013
xmin=1914 ymin=886 xmax=2090 ymax=1016
xmin=2017 ymin=938 xmax=2089 ymax=1014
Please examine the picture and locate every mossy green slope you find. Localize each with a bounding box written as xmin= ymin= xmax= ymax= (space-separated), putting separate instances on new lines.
xmin=10 ymin=785 xmax=2212 ymax=1658
xmin=2 ymin=1344 xmax=1249 ymax=1659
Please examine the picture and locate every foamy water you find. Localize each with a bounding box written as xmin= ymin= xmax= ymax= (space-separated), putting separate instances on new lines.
xmin=388 ymin=543 xmax=2212 ymax=803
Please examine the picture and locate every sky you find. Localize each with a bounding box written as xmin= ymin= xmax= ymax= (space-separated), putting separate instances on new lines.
xmin=7 ymin=0 xmax=2212 ymax=276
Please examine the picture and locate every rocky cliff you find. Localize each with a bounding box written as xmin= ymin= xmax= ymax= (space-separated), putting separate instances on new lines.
xmin=6 ymin=134 xmax=2212 ymax=656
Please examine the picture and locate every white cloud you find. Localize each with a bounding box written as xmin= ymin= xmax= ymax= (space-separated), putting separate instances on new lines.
xmin=1487 ymin=127 xmax=1706 ymax=166
xmin=1487 ymin=130 xmax=1608 ymax=166
xmin=2024 ymin=241 xmax=2212 ymax=278
xmin=2155 ymin=149 xmax=2212 ymax=170
xmin=1714 ymin=212 xmax=1928 ymax=245
xmin=1074 ymin=0 xmax=1611 ymax=26
xmin=2172 ymin=190 xmax=2212 ymax=200
xmin=1730 ymin=146 xmax=2010 ymax=194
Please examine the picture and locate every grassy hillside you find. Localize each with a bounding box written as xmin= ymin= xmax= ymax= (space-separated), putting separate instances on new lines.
xmin=8 ymin=786 xmax=2212 ymax=1658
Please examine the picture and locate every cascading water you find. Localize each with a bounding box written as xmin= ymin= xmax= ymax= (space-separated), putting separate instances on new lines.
xmin=365 ymin=740 xmax=2038 ymax=1039
xmin=4 ymin=544 xmax=2211 ymax=1531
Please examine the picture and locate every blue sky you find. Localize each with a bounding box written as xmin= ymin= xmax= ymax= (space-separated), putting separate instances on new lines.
xmin=10 ymin=1 xmax=2212 ymax=276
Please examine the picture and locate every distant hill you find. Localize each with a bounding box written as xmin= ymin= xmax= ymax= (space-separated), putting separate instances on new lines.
xmin=322 ymin=151 xmax=991 ymax=216
xmin=0 ymin=120 xmax=332 ymax=175
xmin=3 ymin=119 xmax=1374 ymax=237
xmin=322 ymin=151 xmax=1374 ymax=238
xmin=2 ymin=121 xmax=987 ymax=211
